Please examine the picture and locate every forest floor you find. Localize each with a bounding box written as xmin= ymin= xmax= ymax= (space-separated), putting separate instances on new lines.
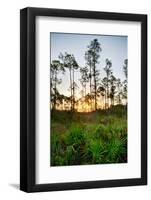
xmin=51 ymin=105 xmax=127 ymax=166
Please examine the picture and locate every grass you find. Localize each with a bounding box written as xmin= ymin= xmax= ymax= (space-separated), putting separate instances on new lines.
xmin=51 ymin=105 xmax=127 ymax=166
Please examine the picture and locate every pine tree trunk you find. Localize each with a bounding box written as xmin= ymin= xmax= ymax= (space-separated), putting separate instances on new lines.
xmin=69 ymin=68 xmax=72 ymax=111
xmin=89 ymin=64 xmax=92 ymax=111
xmin=54 ymin=70 xmax=57 ymax=109
xmin=94 ymin=62 xmax=97 ymax=110
xmin=72 ymin=68 xmax=75 ymax=111
xmin=84 ymin=85 xmax=86 ymax=111
xmin=107 ymin=74 xmax=109 ymax=108
xmin=105 ymin=88 xmax=107 ymax=109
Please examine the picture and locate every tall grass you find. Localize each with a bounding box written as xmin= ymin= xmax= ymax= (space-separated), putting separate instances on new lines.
xmin=51 ymin=105 xmax=127 ymax=166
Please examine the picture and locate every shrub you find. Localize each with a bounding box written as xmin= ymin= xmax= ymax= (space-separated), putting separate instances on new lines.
xmin=87 ymin=140 xmax=105 ymax=163
xmin=51 ymin=107 xmax=127 ymax=166
xmin=65 ymin=125 xmax=85 ymax=147
xmin=105 ymin=138 xmax=127 ymax=163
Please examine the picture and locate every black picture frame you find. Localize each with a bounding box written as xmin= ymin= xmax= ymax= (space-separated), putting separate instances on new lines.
xmin=20 ymin=7 xmax=147 ymax=192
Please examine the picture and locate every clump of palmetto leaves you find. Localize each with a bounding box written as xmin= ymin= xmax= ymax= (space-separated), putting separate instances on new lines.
xmin=51 ymin=105 xmax=127 ymax=166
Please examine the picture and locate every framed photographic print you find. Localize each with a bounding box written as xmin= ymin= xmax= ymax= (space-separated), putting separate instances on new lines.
xmin=20 ymin=7 xmax=147 ymax=192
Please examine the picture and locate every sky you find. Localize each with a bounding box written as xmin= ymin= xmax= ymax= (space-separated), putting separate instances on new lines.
xmin=50 ymin=32 xmax=127 ymax=98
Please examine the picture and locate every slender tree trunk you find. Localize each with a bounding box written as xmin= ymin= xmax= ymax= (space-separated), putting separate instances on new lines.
xmin=105 ymin=87 xmax=107 ymax=109
xmin=107 ymin=74 xmax=109 ymax=108
xmin=50 ymin=72 xmax=54 ymax=109
xmin=84 ymin=84 xmax=86 ymax=111
xmin=118 ymin=86 xmax=121 ymax=105
xmin=69 ymin=67 xmax=72 ymax=110
xmin=118 ymin=93 xmax=120 ymax=104
xmin=93 ymin=62 xmax=97 ymax=110
xmin=72 ymin=67 xmax=75 ymax=111
xmin=63 ymin=99 xmax=64 ymax=110
xmin=82 ymin=87 xmax=84 ymax=111
xmin=54 ymin=70 xmax=57 ymax=109
xmin=113 ymin=95 xmax=114 ymax=106
xmin=89 ymin=63 xmax=92 ymax=111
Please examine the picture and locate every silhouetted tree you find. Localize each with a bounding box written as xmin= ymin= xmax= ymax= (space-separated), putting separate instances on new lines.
xmin=123 ymin=59 xmax=128 ymax=105
xmin=85 ymin=93 xmax=92 ymax=112
xmin=86 ymin=39 xmax=102 ymax=110
xmin=59 ymin=52 xmax=79 ymax=111
xmin=85 ymin=49 xmax=93 ymax=110
xmin=116 ymin=78 xmax=122 ymax=105
xmin=102 ymin=77 xmax=108 ymax=109
xmin=123 ymin=59 xmax=128 ymax=79
xmin=110 ymin=74 xmax=116 ymax=106
xmin=97 ymin=85 xmax=106 ymax=109
xmin=50 ymin=60 xmax=65 ymax=109
xmin=79 ymin=66 xmax=89 ymax=105
xmin=103 ymin=59 xmax=112 ymax=107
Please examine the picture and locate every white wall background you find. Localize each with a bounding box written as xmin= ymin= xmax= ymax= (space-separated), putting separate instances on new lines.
xmin=0 ymin=0 xmax=150 ymax=199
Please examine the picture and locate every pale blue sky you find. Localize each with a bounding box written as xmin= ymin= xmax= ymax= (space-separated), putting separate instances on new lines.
xmin=50 ymin=33 xmax=127 ymax=97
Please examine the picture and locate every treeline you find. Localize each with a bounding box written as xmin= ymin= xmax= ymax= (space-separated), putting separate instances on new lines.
xmin=50 ymin=38 xmax=127 ymax=112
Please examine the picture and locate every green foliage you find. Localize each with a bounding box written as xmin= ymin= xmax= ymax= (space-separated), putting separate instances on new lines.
xmin=51 ymin=106 xmax=127 ymax=166
xmin=106 ymin=138 xmax=127 ymax=163
xmin=65 ymin=125 xmax=85 ymax=146
xmin=88 ymin=140 xmax=105 ymax=163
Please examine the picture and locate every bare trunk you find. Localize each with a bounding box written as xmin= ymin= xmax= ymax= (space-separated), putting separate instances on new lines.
xmin=89 ymin=63 xmax=92 ymax=111
xmin=69 ymin=67 xmax=72 ymax=110
xmin=107 ymin=74 xmax=109 ymax=108
xmin=50 ymin=71 xmax=54 ymax=109
xmin=72 ymin=67 xmax=75 ymax=111
xmin=84 ymin=85 xmax=86 ymax=111
xmin=54 ymin=70 xmax=57 ymax=109
xmin=105 ymin=87 xmax=107 ymax=109
xmin=94 ymin=62 xmax=97 ymax=110
xmin=113 ymin=95 xmax=114 ymax=106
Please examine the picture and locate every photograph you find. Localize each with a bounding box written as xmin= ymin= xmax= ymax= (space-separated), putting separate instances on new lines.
xmin=50 ymin=32 xmax=128 ymax=166
xmin=20 ymin=7 xmax=147 ymax=192
xmin=19 ymin=7 xmax=147 ymax=193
